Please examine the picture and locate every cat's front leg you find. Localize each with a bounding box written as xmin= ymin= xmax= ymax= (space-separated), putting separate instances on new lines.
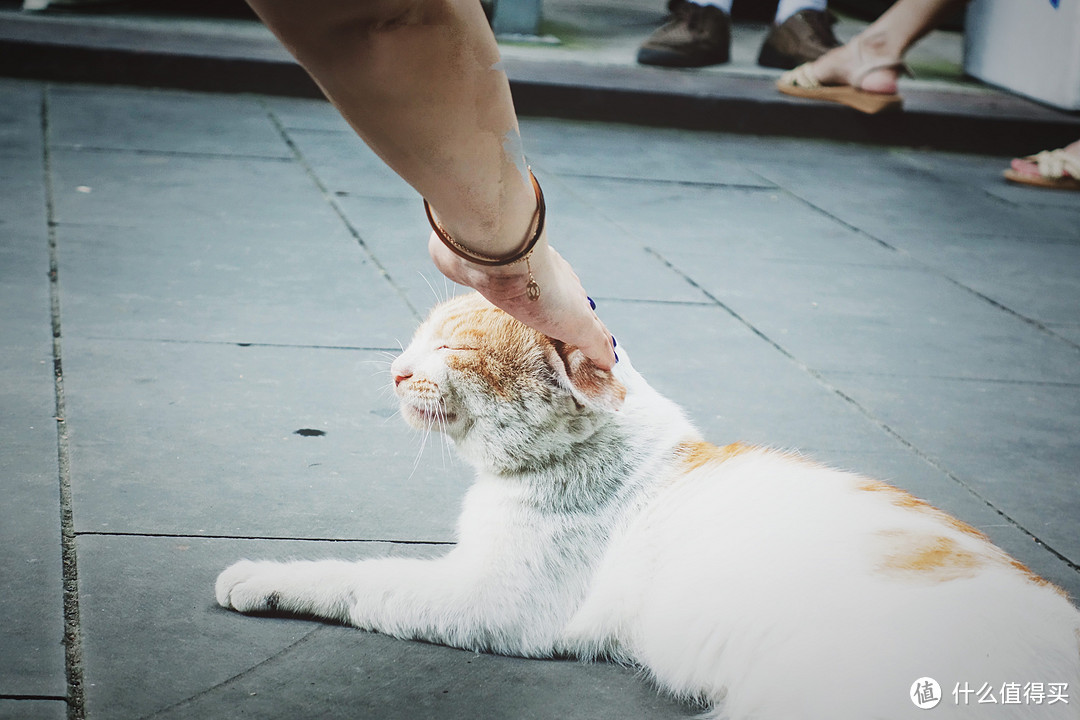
xmin=216 ymin=559 xmax=360 ymax=623
xmin=216 ymin=552 xmax=563 ymax=656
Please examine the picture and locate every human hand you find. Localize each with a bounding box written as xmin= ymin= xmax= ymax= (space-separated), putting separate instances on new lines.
xmin=429 ymin=231 xmax=617 ymax=371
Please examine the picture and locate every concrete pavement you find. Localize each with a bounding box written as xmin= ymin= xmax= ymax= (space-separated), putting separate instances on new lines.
xmin=1 ymin=77 xmax=1078 ymax=719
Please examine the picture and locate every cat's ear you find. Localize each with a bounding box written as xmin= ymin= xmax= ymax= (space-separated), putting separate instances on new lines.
xmin=548 ymin=341 xmax=626 ymax=412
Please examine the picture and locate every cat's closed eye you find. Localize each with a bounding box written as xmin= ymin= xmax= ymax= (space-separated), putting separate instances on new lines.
xmin=436 ymin=344 xmax=479 ymax=352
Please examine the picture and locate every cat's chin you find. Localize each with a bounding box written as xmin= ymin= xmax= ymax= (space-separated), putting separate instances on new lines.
xmin=401 ymin=402 xmax=458 ymax=429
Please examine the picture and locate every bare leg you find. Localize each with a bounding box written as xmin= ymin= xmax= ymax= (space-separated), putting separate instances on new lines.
xmin=246 ymin=0 xmax=616 ymax=369
xmin=807 ymin=0 xmax=964 ymax=94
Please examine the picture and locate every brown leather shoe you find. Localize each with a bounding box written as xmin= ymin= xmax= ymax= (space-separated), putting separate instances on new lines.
xmin=637 ymin=0 xmax=731 ymax=68
xmin=757 ymin=9 xmax=840 ymax=70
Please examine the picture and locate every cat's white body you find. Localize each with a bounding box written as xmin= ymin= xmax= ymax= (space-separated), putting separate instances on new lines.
xmin=218 ymin=294 xmax=1080 ymax=719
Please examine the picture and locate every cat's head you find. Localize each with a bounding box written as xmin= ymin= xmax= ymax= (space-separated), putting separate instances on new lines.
xmin=390 ymin=293 xmax=625 ymax=471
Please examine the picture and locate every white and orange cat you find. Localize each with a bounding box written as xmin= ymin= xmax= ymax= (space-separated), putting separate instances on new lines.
xmin=217 ymin=292 xmax=1080 ymax=719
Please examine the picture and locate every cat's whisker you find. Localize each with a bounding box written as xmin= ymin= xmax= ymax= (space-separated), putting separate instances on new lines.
xmin=419 ymin=271 xmax=444 ymax=307
xmin=439 ymin=424 xmax=456 ymax=469
xmin=360 ymin=364 xmax=394 ymax=374
xmin=407 ymin=419 xmax=436 ymax=481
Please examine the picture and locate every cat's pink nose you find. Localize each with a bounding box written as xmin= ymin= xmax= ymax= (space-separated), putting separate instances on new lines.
xmin=391 ymin=356 xmax=415 ymax=387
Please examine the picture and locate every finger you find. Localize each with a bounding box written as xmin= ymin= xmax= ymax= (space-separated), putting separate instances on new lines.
xmin=576 ymin=313 xmax=616 ymax=371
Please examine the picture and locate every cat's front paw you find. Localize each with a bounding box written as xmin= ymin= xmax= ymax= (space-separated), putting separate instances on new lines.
xmin=216 ymin=560 xmax=287 ymax=613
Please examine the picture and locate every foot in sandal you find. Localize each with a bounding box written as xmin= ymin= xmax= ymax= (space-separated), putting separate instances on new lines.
xmin=777 ymin=32 xmax=908 ymax=114
xmin=1003 ymin=140 xmax=1080 ymax=191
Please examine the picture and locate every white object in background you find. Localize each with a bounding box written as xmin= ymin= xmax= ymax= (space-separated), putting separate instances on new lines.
xmin=964 ymin=0 xmax=1080 ymax=111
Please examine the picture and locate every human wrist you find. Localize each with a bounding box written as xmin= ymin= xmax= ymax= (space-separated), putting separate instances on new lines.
xmin=425 ymin=169 xmax=546 ymax=297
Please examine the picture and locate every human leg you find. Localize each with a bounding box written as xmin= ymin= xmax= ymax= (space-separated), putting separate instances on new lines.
xmin=807 ymin=0 xmax=962 ymax=93
xmin=774 ymin=0 xmax=826 ymax=24
xmin=778 ymin=0 xmax=964 ymax=107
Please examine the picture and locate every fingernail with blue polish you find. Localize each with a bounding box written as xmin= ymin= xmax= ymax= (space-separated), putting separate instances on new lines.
xmin=611 ymin=335 xmax=617 ymax=348
xmin=614 ymin=351 xmax=619 ymax=364
xmin=588 ymin=296 xmax=596 ymax=310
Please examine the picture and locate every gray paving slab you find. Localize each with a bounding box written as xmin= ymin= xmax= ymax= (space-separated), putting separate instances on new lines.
xmin=0 ymin=319 xmax=67 ymax=699
xmin=0 ymin=161 xmax=66 ymax=699
xmin=986 ymin=180 xmax=1080 ymax=214
xmin=77 ymin=535 xmax=697 ymax=720
xmin=687 ymin=132 xmax=911 ymax=166
xmin=872 ymin=232 xmax=1080 ymax=329
xmin=894 ymin=147 xmax=1080 ymax=213
xmin=0 ymin=80 xmax=43 ymax=160
xmin=656 ymin=252 xmax=1080 ymax=382
xmin=1 ymin=155 xmax=49 ymax=236
xmin=552 ymin=175 xmax=908 ymax=266
xmin=283 ymin=127 xmax=417 ymax=200
xmin=1048 ymin=323 xmax=1080 ymax=346
xmin=48 ymin=137 xmax=418 ymax=348
xmin=0 ymin=699 xmax=67 ymax=720
xmin=49 ymin=146 xmax=319 ymax=232
xmin=263 ymin=96 xmax=352 ymax=134
xmin=54 ymin=216 xmax=415 ymax=349
xmin=520 ymin=118 xmax=776 ymax=187
xmin=823 ymin=371 xmax=1080 ymax=567
xmin=750 ymin=153 xmax=1079 ymax=243
xmin=62 ymin=338 xmax=470 ymax=540
xmin=46 ymin=85 xmax=290 ymax=158
xmin=280 ymin=190 xmax=452 ymax=323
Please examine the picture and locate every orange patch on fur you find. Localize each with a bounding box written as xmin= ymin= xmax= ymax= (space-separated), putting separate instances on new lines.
xmin=856 ymin=479 xmax=932 ymax=511
xmin=435 ymin=299 xmax=544 ymax=399
xmin=859 ymin=481 xmax=1068 ymax=595
xmin=1004 ymin=557 xmax=1070 ymax=599
xmin=878 ymin=532 xmax=982 ymax=582
xmin=673 ymin=440 xmax=754 ymax=472
xmin=855 ymin=480 xmax=990 ymax=542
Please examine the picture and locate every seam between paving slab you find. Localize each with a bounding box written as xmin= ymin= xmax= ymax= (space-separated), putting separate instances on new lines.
xmin=135 ymin=627 xmax=325 ymax=720
xmin=76 ymin=531 xmax=457 ymax=545
xmin=48 ymin=144 xmax=297 ymax=163
xmin=76 ymin=335 xmax=403 ymax=353
xmin=259 ymin=98 xmax=423 ymax=324
xmin=41 ymin=86 xmax=86 ymax=720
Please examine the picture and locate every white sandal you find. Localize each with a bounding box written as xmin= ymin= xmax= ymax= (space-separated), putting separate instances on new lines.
xmin=1003 ymin=148 xmax=1080 ymax=191
xmin=777 ymin=40 xmax=908 ymax=115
